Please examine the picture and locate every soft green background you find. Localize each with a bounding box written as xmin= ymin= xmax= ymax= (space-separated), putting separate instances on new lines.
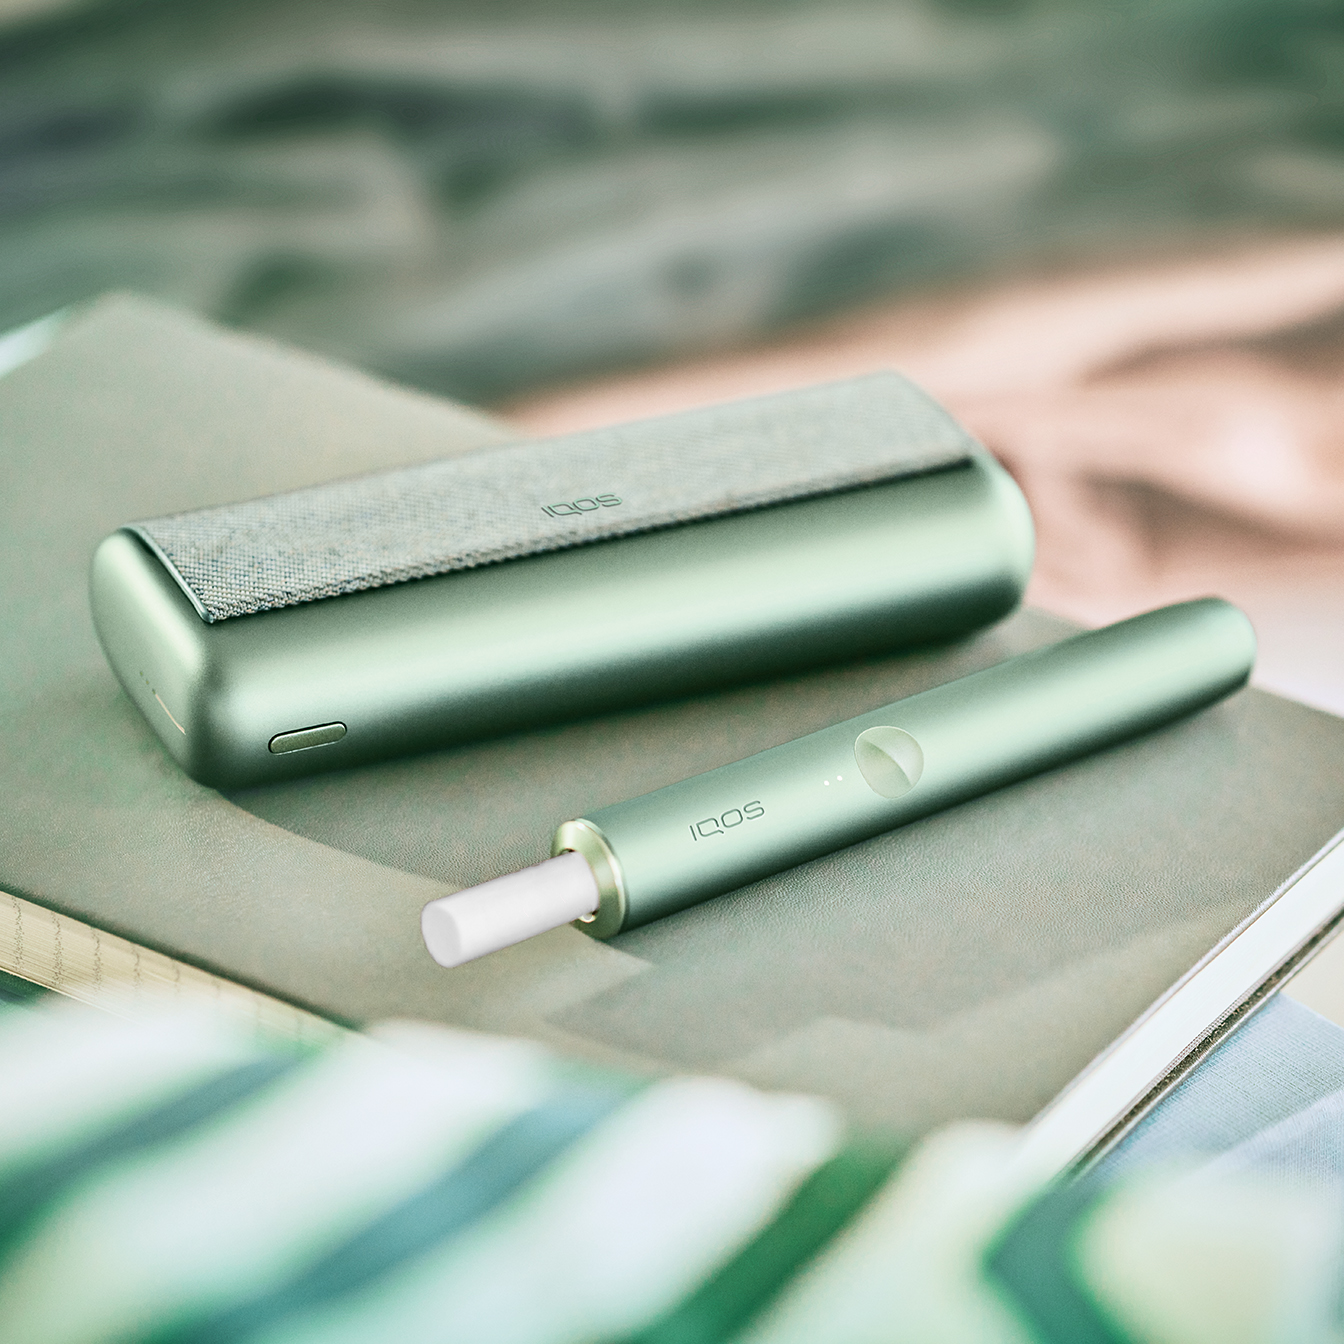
xmin=0 ymin=0 xmax=1338 ymax=400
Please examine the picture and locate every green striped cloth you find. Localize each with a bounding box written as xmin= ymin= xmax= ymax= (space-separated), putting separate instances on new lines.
xmin=0 ymin=989 xmax=1337 ymax=1343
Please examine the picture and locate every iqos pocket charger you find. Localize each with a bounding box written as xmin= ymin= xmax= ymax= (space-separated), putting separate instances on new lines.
xmin=421 ymin=598 xmax=1256 ymax=967
xmin=90 ymin=373 xmax=1033 ymax=788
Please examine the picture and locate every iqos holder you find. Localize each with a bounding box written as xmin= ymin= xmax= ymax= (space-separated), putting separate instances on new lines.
xmin=422 ymin=599 xmax=1256 ymax=967
xmin=90 ymin=372 xmax=1033 ymax=788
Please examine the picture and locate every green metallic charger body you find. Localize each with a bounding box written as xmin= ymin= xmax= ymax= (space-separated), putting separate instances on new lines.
xmin=91 ymin=453 xmax=1032 ymax=789
xmin=555 ymin=599 xmax=1256 ymax=937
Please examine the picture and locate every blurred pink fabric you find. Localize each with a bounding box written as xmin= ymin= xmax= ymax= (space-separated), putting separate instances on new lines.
xmin=507 ymin=236 xmax=1344 ymax=654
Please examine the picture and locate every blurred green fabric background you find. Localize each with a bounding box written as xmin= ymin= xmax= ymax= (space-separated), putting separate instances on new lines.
xmin=1 ymin=0 xmax=1340 ymax=401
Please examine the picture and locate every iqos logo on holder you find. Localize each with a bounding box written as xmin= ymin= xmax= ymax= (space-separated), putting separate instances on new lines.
xmin=688 ymin=801 xmax=765 ymax=841
xmin=541 ymin=495 xmax=622 ymax=517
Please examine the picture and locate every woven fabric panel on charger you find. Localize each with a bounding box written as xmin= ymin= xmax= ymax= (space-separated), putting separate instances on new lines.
xmin=128 ymin=372 xmax=973 ymax=622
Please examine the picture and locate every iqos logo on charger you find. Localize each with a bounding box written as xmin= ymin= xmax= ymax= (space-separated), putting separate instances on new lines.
xmin=541 ymin=495 xmax=622 ymax=517
xmin=688 ymin=801 xmax=765 ymax=841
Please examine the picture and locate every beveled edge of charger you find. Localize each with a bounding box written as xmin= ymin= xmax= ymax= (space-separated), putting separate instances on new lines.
xmin=553 ymin=819 xmax=626 ymax=939
xmin=121 ymin=525 xmax=212 ymax=622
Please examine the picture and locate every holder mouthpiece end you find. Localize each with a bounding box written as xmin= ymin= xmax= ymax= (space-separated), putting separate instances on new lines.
xmin=421 ymin=851 xmax=600 ymax=968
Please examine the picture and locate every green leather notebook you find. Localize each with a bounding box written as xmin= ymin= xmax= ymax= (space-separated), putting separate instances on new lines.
xmin=5 ymin=295 xmax=1344 ymax=1141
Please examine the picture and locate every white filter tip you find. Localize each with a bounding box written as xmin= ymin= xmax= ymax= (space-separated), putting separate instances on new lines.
xmin=421 ymin=851 xmax=600 ymax=968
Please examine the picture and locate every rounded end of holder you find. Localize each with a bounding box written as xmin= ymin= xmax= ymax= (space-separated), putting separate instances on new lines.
xmin=421 ymin=851 xmax=600 ymax=968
